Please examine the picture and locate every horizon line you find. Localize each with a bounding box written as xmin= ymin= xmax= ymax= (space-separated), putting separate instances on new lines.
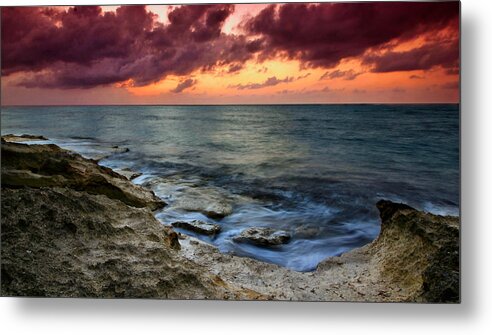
xmin=1 ymin=102 xmax=460 ymax=107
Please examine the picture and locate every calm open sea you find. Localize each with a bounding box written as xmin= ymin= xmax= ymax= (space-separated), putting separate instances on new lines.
xmin=1 ymin=104 xmax=460 ymax=271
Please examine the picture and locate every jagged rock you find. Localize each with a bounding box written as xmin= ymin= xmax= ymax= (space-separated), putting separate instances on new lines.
xmin=1 ymin=141 xmax=165 ymax=210
xmin=0 ymin=138 xmax=460 ymax=302
xmin=172 ymin=220 xmax=221 ymax=235
xmin=233 ymin=227 xmax=291 ymax=247
xmin=174 ymin=200 xmax=459 ymax=303
xmin=114 ymin=168 xmax=143 ymax=180
xmin=170 ymin=187 xmax=233 ymax=219
xmin=372 ymin=200 xmax=460 ymax=302
xmin=0 ymin=140 xmax=264 ymax=300
xmin=2 ymin=134 xmax=48 ymax=142
xmin=0 ymin=187 xmax=261 ymax=299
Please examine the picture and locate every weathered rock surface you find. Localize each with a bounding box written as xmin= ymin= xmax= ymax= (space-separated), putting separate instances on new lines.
xmin=114 ymin=168 xmax=143 ymax=181
xmin=372 ymin=200 xmax=460 ymax=302
xmin=179 ymin=201 xmax=459 ymax=302
xmin=233 ymin=227 xmax=291 ymax=247
xmin=1 ymin=140 xmax=165 ymax=210
xmin=0 ymin=188 xmax=261 ymax=299
xmin=315 ymin=201 xmax=459 ymax=302
xmin=169 ymin=187 xmax=234 ymax=219
xmin=0 ymin=138 xmax=459 ymax=302
xmin=172 ymin=220 xmax=221 ymax=235
xmin=2 ymin=134 xmax=48 ymax=142
xmin=0 ymin=140 xmax=263 ymax=300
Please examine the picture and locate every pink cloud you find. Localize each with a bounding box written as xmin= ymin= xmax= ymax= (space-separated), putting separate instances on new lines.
xmin=1 ymin=5 xmax=256 ymax=89
xmin=244 ymin=2 xmax=459 ymax=70
xmin=1 ymin=2 xmax=460 ymax=91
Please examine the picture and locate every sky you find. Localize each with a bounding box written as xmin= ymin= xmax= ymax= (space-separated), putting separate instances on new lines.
xmin=0 ymin=2 xmax=460 ymax=105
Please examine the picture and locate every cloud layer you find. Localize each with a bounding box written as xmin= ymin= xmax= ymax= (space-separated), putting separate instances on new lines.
xmin=230 ymin=76 xmax=294 ymax=90
xmin=320 ymin=70 xmax=360 ymax=81
xmin=244 ymin=2 xmax=459 ymax=70
xmin=2 ymin=5 xmax=255 ymax=88
xmin=171 ymin=78 xmax=197 ymax=93
xmin=1 ymin=2 xmax=459 ymax=90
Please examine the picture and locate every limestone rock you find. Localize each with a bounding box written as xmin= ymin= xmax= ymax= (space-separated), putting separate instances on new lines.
xmin=2 ymin=134 xmax=48 ymax=142
xmin=114 ymin=168 xmax=143 ymax=180
xmin=0 ymin=140 xmax=264 ymax=300
xmin=371 ymin=200 xmax=460 ymax=302
xmin=233 ymin=227 xmax=291 ymax=247
xmin=0 ymin=138 xmax=460 ymax=302
xmin=170 ymin=187 xmax=233 ymax=219
xmin=0 ymin=187 xmax=259 ymax=299
xmin=1 ymin=141 xmax=165 ymax=210
xmin=172 ymin=220 xmax=221 ymax=235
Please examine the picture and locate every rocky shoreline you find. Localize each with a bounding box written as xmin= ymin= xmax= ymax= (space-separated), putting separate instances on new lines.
xmin=0 ymin=136 xmax=460 ymax=302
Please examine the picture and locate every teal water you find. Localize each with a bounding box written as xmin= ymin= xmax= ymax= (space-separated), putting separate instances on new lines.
xmin=1 ymin=104 xmax=459 ymax=271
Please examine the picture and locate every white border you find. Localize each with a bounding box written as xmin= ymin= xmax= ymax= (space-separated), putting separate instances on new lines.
xmin=1 ymin=1 xmax=491 ymax=334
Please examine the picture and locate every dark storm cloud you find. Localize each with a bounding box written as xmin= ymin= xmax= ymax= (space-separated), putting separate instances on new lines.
xmin=363 ymin=39 xmax=459 ymax=73
xmin=166 ymin=4 xmax=234 ymax=42
xmin=1 ymin=6 xmax=153 ymax=75
xmin=1 ymin=5 xmax=257 ymax=88
xmin=1 ymin=2 xmax=460 ymax=90
xmin=244 ymin=2 xmax=459 ymax=71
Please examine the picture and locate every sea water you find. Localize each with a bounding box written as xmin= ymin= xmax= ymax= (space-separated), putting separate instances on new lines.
xmin=1 ymin=104 xmax=459 ymax=271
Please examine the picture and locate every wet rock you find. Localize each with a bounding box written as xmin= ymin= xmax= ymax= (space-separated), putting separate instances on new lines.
xmin=233 ymin=227 xmax=291 ymax=247
xmin=171 ymin=200 xmax=460 ymax=303
xmin=0 ymin=140 xmax=265 ymax=300
xmin=170 ymin=188 xmax=233 ymax=219
xmin=0 ymin=187 xmax=259 ymax=299
xmin=1 ymin=141 xmax=165 ymax=210
xmin=201 ymin=204 xmax=233 ymax=219
xmin=172 ymin=220 xmax=221 ymax=236
xmin=2 ymin=134 xmax=48 ymax=142
xmin=0 ymin=137 xmax=459 ymax=302
xmin=114 ymin=168 xmax=143 ymax=180
xmin=166 ymin=230 xmax=181 ymax=250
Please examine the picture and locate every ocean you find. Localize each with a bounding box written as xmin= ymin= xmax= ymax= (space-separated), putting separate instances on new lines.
xmin=1 ymin=104 xmax=460 ymax=271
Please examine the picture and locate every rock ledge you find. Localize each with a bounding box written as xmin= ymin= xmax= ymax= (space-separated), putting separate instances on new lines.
xmin=1 ymin=139 xmax=459 ymax=302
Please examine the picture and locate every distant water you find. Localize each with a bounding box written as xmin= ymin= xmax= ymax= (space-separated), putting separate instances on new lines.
xmin=1 ymin=104 xmax=459 ymax=271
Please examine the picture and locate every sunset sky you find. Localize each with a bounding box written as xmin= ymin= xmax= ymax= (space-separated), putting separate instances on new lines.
xmin=1 ymin=2 xmax=460 ymax=105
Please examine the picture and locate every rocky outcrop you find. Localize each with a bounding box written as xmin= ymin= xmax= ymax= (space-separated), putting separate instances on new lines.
xmin=314 ymin=200 xmax=460 ymax=302
xmin=0 ymin=138 xmax=459 ymax=302
xmin=179 ymin=201 xmax=459 ymax=303
xmin=114 ymin=168 xmax=143 ymax=181
xmin=372 ymin=200 xmax=460 ymax=302
xmin=1 ymin=140 xmax=165 ymax=210
xmin=168 ymin=187 xmax=234 ymax=219
xmin=1 ymin=187 xmax=264 ymax=299
xmin=233 ymin=227 xmax=291 ymax=247
xmin=172 ymin=220 xmax=221 ymax=235
xmin=1 ymin=134 xmax=48 ymax=142
xmin=0 ymin=140 xmax=264 ymax=299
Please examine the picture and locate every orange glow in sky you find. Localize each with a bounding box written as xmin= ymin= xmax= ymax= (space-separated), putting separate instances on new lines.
xmin=1 ymin=3 xmax=459 ymax=105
